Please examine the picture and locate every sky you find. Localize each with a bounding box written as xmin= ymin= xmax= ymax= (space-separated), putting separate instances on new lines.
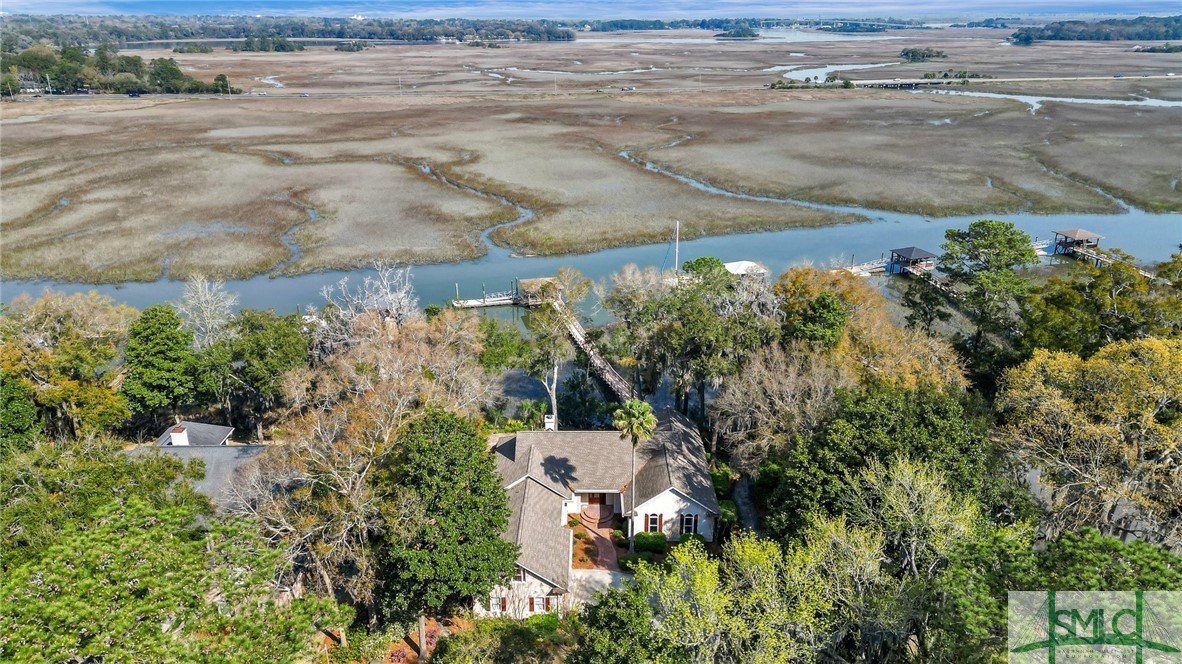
xmin=1 ymin=0 xmax=1178 ymax=19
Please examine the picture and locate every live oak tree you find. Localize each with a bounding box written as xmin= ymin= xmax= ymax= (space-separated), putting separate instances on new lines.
xmin=0 ymin=290 xmax=136 ymax=437
xmin=379 ymin=410 xmax=517 ymax=659
xmin=120 ymin=304 xmax=196 ymax=417
xmin=1019 ymin=251 xmax=1182 ymax=357
xmin=996 ymin=337 xmax=1182 ymax=548
xmin=938 ymin=220 xmax=1038 ymax=380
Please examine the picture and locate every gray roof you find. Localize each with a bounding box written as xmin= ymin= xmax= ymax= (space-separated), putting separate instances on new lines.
xmin=504 ymin=478 xmax=571 ymax=590
xmin=491 ymin=410 xmax=719 ymax=585
xmin=625 ymin=411 xmax=720 ymax=516
xmin=1054 ymin=228 xmax=1103 ymax=241
xmin=495 ymin=431 xmax=635 ymax=495
xmin=127 ymin=444 xmax=264 ymax=508
xmin=891 ymin=246 xmax=937 ymax=261
xmin=155 ymin=421 xmax=234 ymax=446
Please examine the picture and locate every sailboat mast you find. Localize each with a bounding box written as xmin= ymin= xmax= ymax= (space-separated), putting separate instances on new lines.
xmin=674 ymin=220 xmax=680 ymax=273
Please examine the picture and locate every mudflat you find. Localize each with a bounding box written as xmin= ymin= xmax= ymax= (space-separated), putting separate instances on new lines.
xmin=2 ymin=28 xmax=1178 ymax=282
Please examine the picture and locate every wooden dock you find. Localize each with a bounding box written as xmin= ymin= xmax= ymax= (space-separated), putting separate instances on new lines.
xmin=555 ymin=301 xmax=636 ymax=403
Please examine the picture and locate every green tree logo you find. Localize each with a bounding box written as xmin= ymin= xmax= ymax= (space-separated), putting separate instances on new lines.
xmin=1010 ymin=591 xmax=1182 ymax=663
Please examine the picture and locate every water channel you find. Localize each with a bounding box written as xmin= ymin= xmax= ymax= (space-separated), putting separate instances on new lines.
xmin=3 ymin=91 xmax=1180 ymax=317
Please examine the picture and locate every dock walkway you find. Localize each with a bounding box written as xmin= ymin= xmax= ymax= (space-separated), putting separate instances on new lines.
xmin=554 ymin=302 xmax=636 ymax=403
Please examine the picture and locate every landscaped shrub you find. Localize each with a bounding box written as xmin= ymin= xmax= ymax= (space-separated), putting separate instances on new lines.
xmin=525 ymin=612 xmax=559 ymax=632
xmin=619 ymin=553 xmax=647 ymax=573
xmin=677 ymin=533 xmax=708 ymax=548
xmin=567 ymin=516 xmax=581 ymax=528
xmin=634 ymin=531 xmax=667 ymax=554
xmin=711 ymin=462 xmax=734 ymax=498
xmin=611 ymin=529 xmax=627 ymax=545
xmin=574 ymin=531 xmax=587 ymax=540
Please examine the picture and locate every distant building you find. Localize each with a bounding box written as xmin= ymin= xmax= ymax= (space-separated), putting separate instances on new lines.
xmin=155 ymin=421 xmax=234 ymax=447
xmin=479 ymin=410 xmax=720 ymax=619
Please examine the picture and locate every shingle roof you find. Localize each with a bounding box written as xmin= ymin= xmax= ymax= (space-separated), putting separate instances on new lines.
xmin=154 ymin=421 xmax=234 ymax=446
xmin=625 ymin=411 xmax=720 ymax=516
xmin=495 ymin=431 xmax=634 ymax=495
xmin=504 ymin=478 xmax=571 ymax=590
xmin=891 ymin=246 xmax=937 ymax=261
xmin=1054 ymin=228 xmax=1103 ymax=241
xmin=492 ymin=409 xmax=719 ymax=584
xmin=127 ymin=445 xmax=264 ymax=508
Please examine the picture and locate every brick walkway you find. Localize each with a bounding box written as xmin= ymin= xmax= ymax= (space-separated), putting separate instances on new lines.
xmin=579 ymin=513 xmax=619 ymax=571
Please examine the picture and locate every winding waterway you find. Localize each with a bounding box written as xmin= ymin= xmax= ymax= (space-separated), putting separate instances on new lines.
xmin=3 ymin=92 xmax=1180 ymax=315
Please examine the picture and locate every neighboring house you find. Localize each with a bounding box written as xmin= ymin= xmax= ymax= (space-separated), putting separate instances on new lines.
xmin=480 ymin=410 xmax=720 ymax=619
xmin=129 ymin=422 xmax=262 ymax=509
xmin=155 ymin=421 xmax=234 ymax=447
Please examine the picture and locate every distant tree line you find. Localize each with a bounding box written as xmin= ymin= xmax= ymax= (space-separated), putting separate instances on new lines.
xmin=951 ymin=17 xmax=1017 ymax=28
xmin=900 ymin=47 xmax=946 ymax=61
xmin=172 ymin=43 xmax=212 ymax=53
xmin=1011 ymin=14 xmax=1182 ymax=44
xmin=0 ymin=43 xmax=239 ymax=96
xmin=0 ymin=15 xmax=574 ymax=48
xmin=231 ymin=36 xmax=305 ymax=52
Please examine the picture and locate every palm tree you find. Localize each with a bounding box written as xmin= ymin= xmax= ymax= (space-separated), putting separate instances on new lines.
xmin=613 ymin=399 xmax=657 ymax=553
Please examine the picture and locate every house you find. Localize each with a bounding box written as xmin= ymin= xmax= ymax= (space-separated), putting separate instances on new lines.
xmin=480 ymin=410 xmax=720 ymax=619
xmin=155 ymin=421 xmax=234 ymax=447
xmin=131 ymin=421 xmax=261 ymax=509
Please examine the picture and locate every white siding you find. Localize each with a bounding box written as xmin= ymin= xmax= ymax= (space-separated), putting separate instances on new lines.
xmin=477 ymin=567 xmax=568 ymax=619
xmin=630 ymin=490 xmax=715 ymax=542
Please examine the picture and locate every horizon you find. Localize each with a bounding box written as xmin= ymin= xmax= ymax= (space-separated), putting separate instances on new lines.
xmin=3 ymin=1 xmax=1180 ymax=19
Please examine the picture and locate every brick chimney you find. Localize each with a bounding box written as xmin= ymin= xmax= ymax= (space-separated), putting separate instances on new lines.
xmin=169 ymin=426 xmax=189 ymax=446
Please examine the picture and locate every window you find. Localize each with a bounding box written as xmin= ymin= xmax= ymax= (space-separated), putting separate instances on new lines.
xmin=681 ymin=513 xmax=697 ymax=535
xmin=488 ymin=596 xmax=502 ymax=614
xmin=512 ymin=567 xmax=526 ymax=583
xmin=647 ymin=514 xmax=660 ymax=533
xmin=531 ymin=595 xmax=546 ymax=614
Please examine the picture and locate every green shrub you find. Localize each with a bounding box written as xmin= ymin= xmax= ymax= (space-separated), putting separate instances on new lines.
xmin=619 ymin=551 xmax=654 ymax=573
xmin=574 ymin=531 xmax=587 ymax=540
xmin=678 ymin=533 xmax=708 ymax=548
xmin=525 ymin=612 xmax=559 ymax=633
xmin=567 ymin=516 xmax=581 ymax=528
xmin=711 ymin=463 xmax=734 ymax=498
xmin=634 ymin=531 xmax=667 ymax=554
xmin=611 ymin=529 xmax=627 ymax=545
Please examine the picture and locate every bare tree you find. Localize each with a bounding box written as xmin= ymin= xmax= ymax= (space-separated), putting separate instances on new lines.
xmin=175 ymin=275 xmax=239 ymax=349
xmin=711 ymin=344 xmax=857 ymax=473
xmin=306 ymin=262 xmax=421 ymax=356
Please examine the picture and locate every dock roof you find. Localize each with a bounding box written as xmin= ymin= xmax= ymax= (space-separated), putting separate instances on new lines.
xmin=1054 ymin=229 xmax=1103 ymax=241
xmin=891 ymin=246 xmax=937 ymax=261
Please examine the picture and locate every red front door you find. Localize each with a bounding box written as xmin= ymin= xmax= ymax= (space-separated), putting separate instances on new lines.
xmin=588 ymin=493 xmax=604 ymax=505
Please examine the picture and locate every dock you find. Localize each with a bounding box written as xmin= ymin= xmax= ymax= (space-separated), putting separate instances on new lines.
xmin=1052 ymin=229 xmax=1157 ymax=279
xmin=555 ymin=301 xmax=637 ymax=402
xmin=451 ymin=277 xmax=557 ymax=309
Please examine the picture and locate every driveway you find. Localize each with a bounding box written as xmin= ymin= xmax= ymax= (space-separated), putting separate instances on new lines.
xmin=568 ymin=569 xmax=629 ymax=606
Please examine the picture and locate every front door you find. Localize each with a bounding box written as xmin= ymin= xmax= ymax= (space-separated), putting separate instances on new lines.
xmin=588 ymin=493 xmax=604 ymax=505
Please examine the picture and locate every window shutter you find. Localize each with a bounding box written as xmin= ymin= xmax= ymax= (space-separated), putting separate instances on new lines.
xmin=544 ymin=596 xmax=552 ymax=611
xmin=501 ymin=597 xmax=507 ymax=612
xmin=529 ymin=597 xmax=535 ymax=613
xmin=658 ymin=513 xmax=664 ymax=532
xmin=644 ymin=514 xmax=649 ymax=532
xmin=693 ymin=514 xmax=699 ymax=533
